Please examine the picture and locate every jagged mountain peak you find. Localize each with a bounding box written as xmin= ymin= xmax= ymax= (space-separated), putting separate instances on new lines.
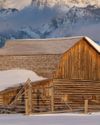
xmin=0 ymin=0 xmax=32 ymax=10
xmin=0 ymin=0 xmax=100 ymax=10
xmin=0 ymin=0 xmax=100 ymax=44
xmin=32 ymin=0 xmax=100 ymax=8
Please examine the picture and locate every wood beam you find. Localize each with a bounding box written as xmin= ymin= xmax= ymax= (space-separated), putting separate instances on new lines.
xmin=84 ymin=99 xmax=88 ymax=114
xmin=51 ymin=82 xmax=54 ymax=112
xmin=25 ymin=79 xmax=33 ymax=115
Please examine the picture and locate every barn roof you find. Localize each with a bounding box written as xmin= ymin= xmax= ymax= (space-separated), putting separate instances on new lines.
xmin=0 ymin=36 xmax=99 ymax=55
xmin=0 ymin=78 xmax=50 ymax=94
xmin=0 ymin=36 xmax=85 ymax=55
xmin=0 ymin=69 xmax=46 ymax=91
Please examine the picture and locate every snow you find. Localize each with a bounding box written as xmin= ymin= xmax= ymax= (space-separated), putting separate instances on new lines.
xmin=0 ymin=113 xmax=100 ymax=125
xmin=0 ymin=3 xmax=100 ymax=41
xmin=2 ymin=0 xmax=32 ymax=10
xmin=2 ymin=0 xmax=100 ymax=42
xmin=85 ymin=37 xmax=100 ymax=53
xmin=0 ymin=69 xmax=45 ymax=91
xmin=1 ymin=0 xmax=100 ymax=10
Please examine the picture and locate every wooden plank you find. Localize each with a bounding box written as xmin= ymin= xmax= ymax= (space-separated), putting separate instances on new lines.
xmin=25 ymin=79 xmax=33 ymax=115
xmin=51 ymin=85 xmax=54 ymax=112
xmin=84 ymin=100 xmax=88 ymax=114
xmin=54 ymin=39 xmax=100 ymax=81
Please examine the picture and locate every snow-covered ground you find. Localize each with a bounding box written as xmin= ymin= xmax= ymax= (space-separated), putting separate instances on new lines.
xmin=0 ymin=113 xmax=100 ymax=125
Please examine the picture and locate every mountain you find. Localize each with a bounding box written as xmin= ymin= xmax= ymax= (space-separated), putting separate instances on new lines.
xmin=31 ymin=0 xmax=100 ymax=8
xmin=0 ymin=0 xmax=32 ymax=10
xmin=1 ymin=0 xmax=100 ymax=10
xmin=0 ymin=0 xmax=100 ymax=45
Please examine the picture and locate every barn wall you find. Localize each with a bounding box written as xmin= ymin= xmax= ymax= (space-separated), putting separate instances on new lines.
xmin=0 ymin=54 xmax=61 ymax=78
xmin=1 ymin=88 xmax=20 ymax=106
xmin=55 ymin=39 xmax=100 ymax=80
xmin=0 ymin=80 xmax=53 ymax=114
xmin=0 ymin=95 xmax=3 ymax=106
xmin=53 ymin=39 xmax=100 ymax=112
xmin=31 ymin=80 xmax=53 ymax=113
xmin=53 ymin=79 xmax=100 ymax=112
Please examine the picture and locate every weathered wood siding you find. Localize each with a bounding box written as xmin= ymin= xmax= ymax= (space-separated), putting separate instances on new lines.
xmin=53 ymin=79 xmax=100 ymax=112
xmin=31 ymin=80 xmax=53 ymax=112
xmin=55 ymin=39 xmax=100 ymax=80
xmin=0 ymin=80 xmax=53 ymax=113
xmin=1 ymin=88 xmax=21 ymax=106
xmin=53 ymin=39 xmax=100 ymax=112
xmin=24 ymin=79 xmax=53 ymax=113
xmin=0 ymin=54 xmax=61 ymax=78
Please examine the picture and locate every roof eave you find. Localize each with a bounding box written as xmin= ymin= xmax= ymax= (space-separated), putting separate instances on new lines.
xmin=84 ymin=37 xmax=100 ymax=54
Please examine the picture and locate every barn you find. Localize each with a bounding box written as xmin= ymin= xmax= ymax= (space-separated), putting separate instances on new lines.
xmin=0 ymin=36 xmax=99 ymax=114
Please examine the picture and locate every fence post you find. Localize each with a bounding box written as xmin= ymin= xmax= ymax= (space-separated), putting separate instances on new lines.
xmin=51 ymin=82 xmax=54 ymax=112
xmin=25 ymin=79 xmax=32 ymax=115
xmin=84 ymin=99 xmax=88 ymax=114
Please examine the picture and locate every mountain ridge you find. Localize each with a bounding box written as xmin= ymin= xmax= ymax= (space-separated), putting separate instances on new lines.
xmin=0 ymin=1 xmax=100 ymax=45
xmin=0 ymin=0 xmax=100 ymax=10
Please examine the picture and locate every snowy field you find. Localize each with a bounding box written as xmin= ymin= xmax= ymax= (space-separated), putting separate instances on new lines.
xmin=0 ymin=113 xmax=100 ymax=125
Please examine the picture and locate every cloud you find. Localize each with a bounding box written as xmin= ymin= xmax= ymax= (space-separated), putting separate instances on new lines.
xmin=72 ymin=23 xmax=100 ymax=42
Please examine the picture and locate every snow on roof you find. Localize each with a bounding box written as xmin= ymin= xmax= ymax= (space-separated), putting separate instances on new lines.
xmin=0 ymin=36 xmax=82 ymax=55
xmin=85 ymin=37 xmax=100 ymax=53
xmin=0 ymin=36 xmax=99 ymax=55
xmin=0 ymin=69 xmax=45 ymax=91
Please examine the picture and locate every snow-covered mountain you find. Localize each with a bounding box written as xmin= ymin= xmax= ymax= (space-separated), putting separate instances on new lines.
xmin=0 ymin=0 xmax=100 ymax=45
xmin=31 ymin=0 xmax=100 ymax=8
xmin=0 ymin=0 xmax=100 ymax=10
xmin=0 ymin=0 xmax=32 ymax=10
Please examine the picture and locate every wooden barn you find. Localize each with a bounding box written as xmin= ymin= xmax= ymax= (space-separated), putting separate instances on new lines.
xmin=0 ymin=36 xmax=99 ymax=114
